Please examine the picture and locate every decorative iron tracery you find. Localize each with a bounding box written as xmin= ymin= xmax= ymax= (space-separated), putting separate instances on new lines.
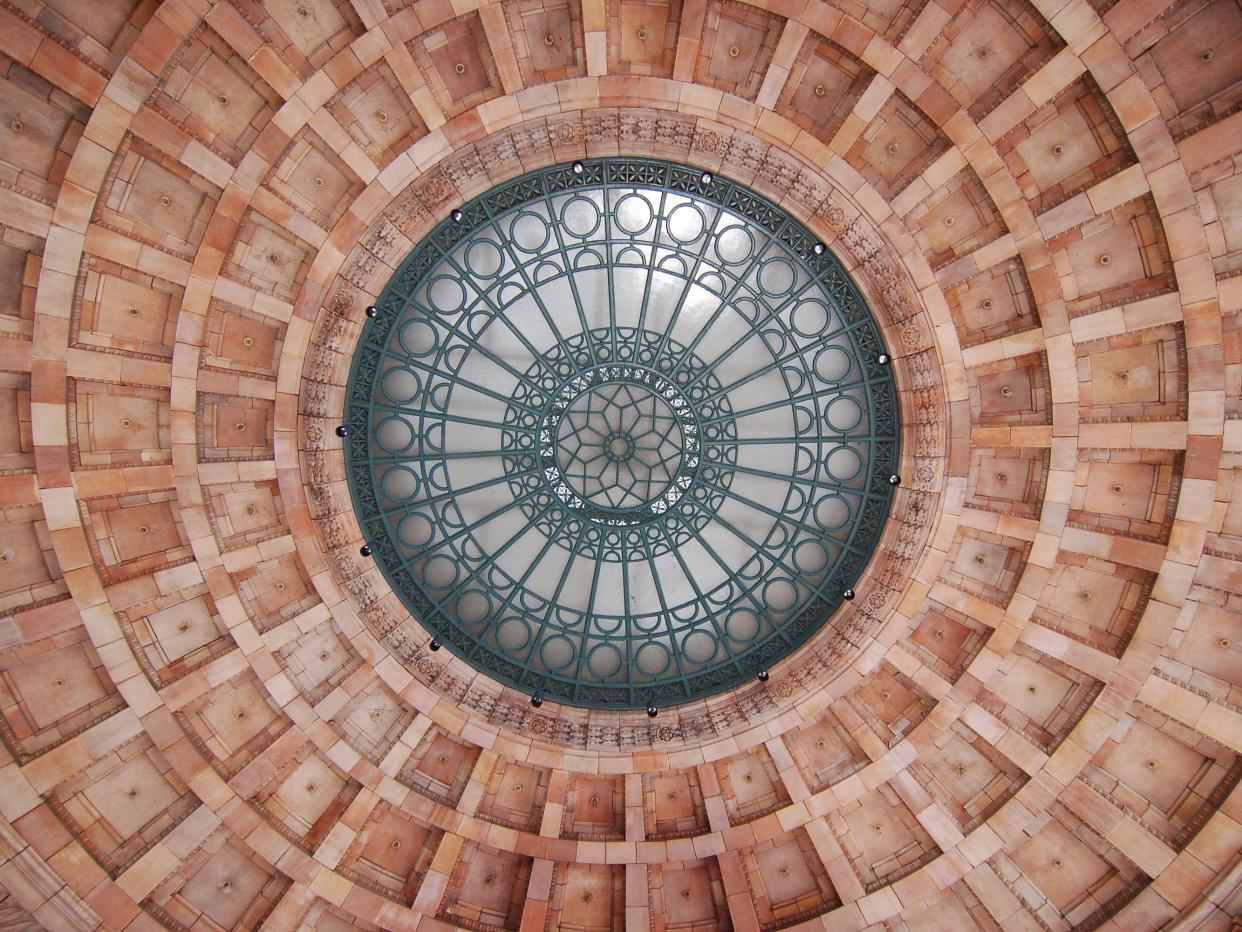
xmin=344 ymin=158 xmax=899 ymax=709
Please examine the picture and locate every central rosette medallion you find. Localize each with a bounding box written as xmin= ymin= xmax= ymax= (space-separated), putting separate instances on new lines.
xmin=544 ymin=367 xmax=696 ymax=519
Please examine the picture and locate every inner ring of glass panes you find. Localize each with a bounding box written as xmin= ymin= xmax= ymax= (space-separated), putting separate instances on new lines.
xmin=344 ymin=159 xmax=899 ymax=709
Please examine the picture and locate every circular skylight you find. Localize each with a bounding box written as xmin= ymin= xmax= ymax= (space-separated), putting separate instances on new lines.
xmin=344 ymin=159 xmax=899 ymax=709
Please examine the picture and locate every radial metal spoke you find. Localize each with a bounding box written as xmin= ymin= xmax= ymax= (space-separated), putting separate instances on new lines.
xmin=395 ymin=266 xmax=551 ymax=398
xmin=681 ymin=288 xmax=823 ymax=389
xmin=398 ymin=476 xmax=555 ymax=563
xmin=695 ymin=377 xmax=878 ymax=427
xmin=648 ymin=208 xmax=740 ymax=367
xmin=544 ymin=192 xmax=604 ymax=368
xmin=695 ymin=454 xmax=868 ymax=494
xmin=659 ymin=226 xmax=788 ymax=378
xmin=693 ymin=473 xmax=845 ymax=543
xmin=515 ymin=521 xmax=592 ymax=683
xmin=376 ymin=462 xmax=539 ymax=515
xmin=651 ymin=519 xmax=739 ymax=665
xmin=691 ymin=324 xmax=878 ymax=409
xmin=634 ymin=532 xmax=693 ymax=693
xmin=379 ymin=350 xmax=545 ymax=415
xmin=474 ymin=203 xmax=590 ymax=380
xmin=633 ymin=187 xmax=684 ymax=343
xmin=370 ymin=404 xmax=536 ymax=434
xmin=383 ymin=446 xmax=536 ymax=463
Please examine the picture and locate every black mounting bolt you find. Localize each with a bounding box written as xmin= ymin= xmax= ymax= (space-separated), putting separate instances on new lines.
xmin=359 ymin=544 xmax=372 ymax=557
xmin=843 ymin=588 xmax=856 ymax=601
xmin=647 ymin=706 xmax=659 ymax=718
xmin=365 ymin=304 xmax=379 ymax=319
xmin=335 ymin=425 xmax=349 ymax=438
xmin=757 ymin=670 xmax=770 ymax=682
xmin=429 ymin=639 xmax=441 ymax=651
xmin=531 ymin=693 xmax=544 ymax=708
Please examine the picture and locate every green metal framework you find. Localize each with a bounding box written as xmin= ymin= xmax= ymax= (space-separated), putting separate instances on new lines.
xmin=344 ymin=158 xmax=899 ymax=709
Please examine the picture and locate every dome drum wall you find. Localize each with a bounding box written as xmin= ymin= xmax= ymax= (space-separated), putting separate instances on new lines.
xmin=341 ymin=158 xmax=902 ymax=710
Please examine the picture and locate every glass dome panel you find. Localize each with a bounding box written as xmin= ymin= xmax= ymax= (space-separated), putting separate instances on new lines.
xmin=344 ymin=159 xmax=899 ymax=709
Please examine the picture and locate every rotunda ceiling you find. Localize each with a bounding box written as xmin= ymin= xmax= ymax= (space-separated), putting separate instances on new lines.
xmin=0 ymin=0 xmax=1238 ymax=929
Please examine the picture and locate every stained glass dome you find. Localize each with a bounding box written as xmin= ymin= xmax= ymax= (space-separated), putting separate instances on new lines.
xmin=344 ymin=159 xmax=899 ymax=709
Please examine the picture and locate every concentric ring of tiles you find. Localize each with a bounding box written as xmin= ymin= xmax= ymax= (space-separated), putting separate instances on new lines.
xmin=344 ymin=158 xmax=900 ymax=709
xmin=0 ymin=0 xmax=1236 ymax=928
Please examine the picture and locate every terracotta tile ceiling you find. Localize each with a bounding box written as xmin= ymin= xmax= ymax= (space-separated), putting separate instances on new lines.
xmin=0 ymin=0 xmax=1239 ymax=928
